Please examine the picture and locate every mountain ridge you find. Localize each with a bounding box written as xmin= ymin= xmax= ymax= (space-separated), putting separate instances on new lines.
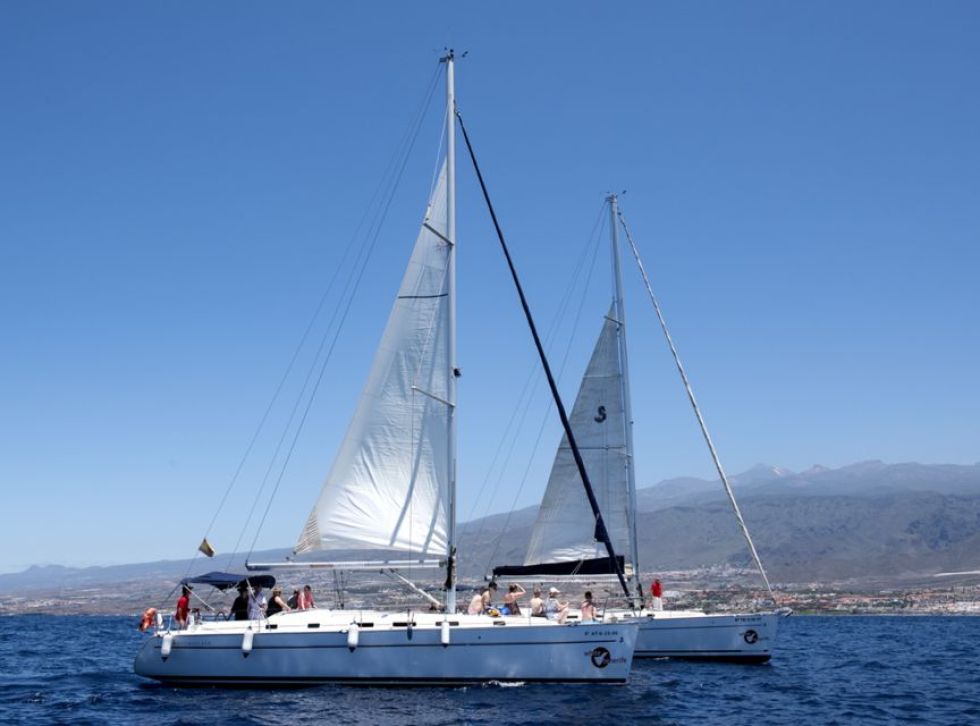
xmin=4 ymin=460 xmax=980 ymax=593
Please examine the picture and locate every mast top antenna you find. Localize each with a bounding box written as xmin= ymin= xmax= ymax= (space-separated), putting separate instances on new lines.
xmin=440 ymin=49 xmax=468 ymax=62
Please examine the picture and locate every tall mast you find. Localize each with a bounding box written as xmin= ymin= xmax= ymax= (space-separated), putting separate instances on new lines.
xmin=608 ymin=194 xmax=643 ymax=607
xmin=444 ymin=50 xmax=458 ymax=614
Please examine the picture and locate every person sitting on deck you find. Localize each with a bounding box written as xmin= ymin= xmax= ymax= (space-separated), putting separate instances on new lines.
xmin=468 ymin=587 xmax=487 ymax=615
xmin=266 ymin=587 xmax=291 ymax=616
xmin=482 ymin=581 xmax=498 ymax=611
xmin=529 ymin=587 xmax=545 ymax=617
xmin=580 ymin=591 xmax=597 ymax=622
xmin=298 ymin=584 xmax=316 ymax=610
xmin=545 ymin=587 xmax=568 ymax=624
xmin=286 ymin=589 xmax=300 ymax=610
xmin=175 ymin=586 xmax=192 ymax=629
xmin=502 ymin=583 xmax=526 ymax=616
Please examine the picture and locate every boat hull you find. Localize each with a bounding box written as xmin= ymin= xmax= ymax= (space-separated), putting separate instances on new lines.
xmin=134 ymin=611 xmax=638 ymax=686
xmin=608 ymin=610 xmax=779 ymax=663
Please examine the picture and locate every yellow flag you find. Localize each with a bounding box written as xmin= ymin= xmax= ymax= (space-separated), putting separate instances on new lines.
xmin=198 ymin=538 xmax=216 ymax=558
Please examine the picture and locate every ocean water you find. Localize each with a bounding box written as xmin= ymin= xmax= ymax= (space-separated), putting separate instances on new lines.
xmin=0 ymin=615 xmax=978 ymax=724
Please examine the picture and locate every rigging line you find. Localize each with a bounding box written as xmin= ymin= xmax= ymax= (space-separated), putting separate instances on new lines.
xmin=227 ymin=173 xmax=395 ymax=566
xmin=197 ymin=60 xmax=442 ymax=575
xmin=480 ymin=223 xmax=604 ymax=576
xmin=229 ymin=62 xmax=441 ymax=564
xmin=456 ymin=110 xmax=632 ymax=604
xmin=245 ymin=224 xmax=383 ymax=560
xmin=471 ymin=202 xmax=606 ymax=548
xmin=466 ymin=230 xmax=603 ymax=570
xmin=465 ymin=201 xmax=607 ymax=530
xmin=245 ymin=82 xmax=440 ymax=560
xmin=477 ymin=214 xmax=604 ymax=562
xmin=616 ymin=207 xmax=776 ymax=603
xmin=428 ymin=101 xmax=448 ymax=203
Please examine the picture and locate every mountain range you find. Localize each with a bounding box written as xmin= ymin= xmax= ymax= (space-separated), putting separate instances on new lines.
xmin=4 ymin=460 xmax=980 ymax=598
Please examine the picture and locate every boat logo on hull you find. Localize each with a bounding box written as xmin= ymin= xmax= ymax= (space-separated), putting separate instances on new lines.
xmin=743 ymin=629 xmax=759 ymax=644
xmin=590 ymin=647 xmax=611 ymax=668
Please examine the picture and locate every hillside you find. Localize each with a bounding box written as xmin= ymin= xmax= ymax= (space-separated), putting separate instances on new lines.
xmin=3 ymin=461 xmax=980 ymax=601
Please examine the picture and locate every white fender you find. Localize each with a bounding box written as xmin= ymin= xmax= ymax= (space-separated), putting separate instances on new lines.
xmin=440 ymin=619 xmax=451 ymax=647
xmin=155 ymin=612 xmax=164 ymax=630
xmin=160 ymin=633 xmax=173 ymax=660
xmin=242 ymin=627 xmax=254 ymax=657
xmin=347 ymin=622 xmax=359 ymax=651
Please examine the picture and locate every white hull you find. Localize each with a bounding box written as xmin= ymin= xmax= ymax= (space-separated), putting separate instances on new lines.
xmin=604 ymin=609 xmax=779 ymax=662
xmin=135 ymin=609 xmax=638 ymax=685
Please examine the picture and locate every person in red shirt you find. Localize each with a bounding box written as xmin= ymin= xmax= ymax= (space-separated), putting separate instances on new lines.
xmin=175 ymin=586 xmax=192 ymax=628
xmin=651 ymin=579 xmax=664 ymax=612
xmin=299 ymin=584 xmax=316 ymax=610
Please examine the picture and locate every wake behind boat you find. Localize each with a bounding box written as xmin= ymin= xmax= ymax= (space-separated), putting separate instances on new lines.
xmin=134 ymin=52 xmax=638 ymax=686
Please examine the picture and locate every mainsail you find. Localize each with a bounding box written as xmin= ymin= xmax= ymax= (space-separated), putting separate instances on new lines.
xmin=296 ymin=163 xmax=452 ymax=556
xmin=521 ymin=305 xmax=632 ymax=570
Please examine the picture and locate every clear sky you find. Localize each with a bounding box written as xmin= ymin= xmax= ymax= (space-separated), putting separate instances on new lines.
xmin=2 ymin=2 xmax=978 ymax=573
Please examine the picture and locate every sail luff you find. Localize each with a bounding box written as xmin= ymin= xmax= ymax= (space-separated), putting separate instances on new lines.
xmin=609 ymin=194 xmax=643 ymax=600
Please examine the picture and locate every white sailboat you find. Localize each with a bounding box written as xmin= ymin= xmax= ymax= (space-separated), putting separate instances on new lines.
xmin=494 ymin=194 xmax=780 ymax=663
xmin=134 ymin=53 xmax=638 ymax=686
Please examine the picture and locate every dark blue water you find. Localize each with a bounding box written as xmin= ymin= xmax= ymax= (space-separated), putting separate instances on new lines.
xmin=1 ymin=615 xmax=978 ymax=724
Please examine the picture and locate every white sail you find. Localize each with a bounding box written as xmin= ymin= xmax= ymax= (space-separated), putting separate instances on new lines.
xmin=296 ymin=163 xmax=452 ymax=556
xmin=523 ymin=305 xmax=632 ymax=566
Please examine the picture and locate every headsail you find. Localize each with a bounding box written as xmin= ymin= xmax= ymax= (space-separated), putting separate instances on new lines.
xmin=296 ymin=163 xmax=452 ymax=556
xmin=522 ymin=305 xmax=632 ymax=569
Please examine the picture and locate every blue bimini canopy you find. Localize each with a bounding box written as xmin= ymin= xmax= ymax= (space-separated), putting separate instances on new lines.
xmin=180 ymin=571 xmax=276 ymax=591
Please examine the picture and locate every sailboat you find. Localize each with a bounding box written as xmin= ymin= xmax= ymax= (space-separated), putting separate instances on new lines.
xmin=493 ymin=194 xmax=780 ymax=662
xmin=133 ymin=53 xmax=638 ymax=686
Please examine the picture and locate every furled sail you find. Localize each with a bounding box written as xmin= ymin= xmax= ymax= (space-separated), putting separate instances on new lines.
xmin=296 ymin=164 xmax=451 ymax=556
xmin=522 ymin=306 xmax=632 ymax=569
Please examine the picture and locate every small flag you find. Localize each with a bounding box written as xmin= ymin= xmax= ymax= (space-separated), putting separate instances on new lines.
xmin=198 ymin=538 xmax=216 ymax=558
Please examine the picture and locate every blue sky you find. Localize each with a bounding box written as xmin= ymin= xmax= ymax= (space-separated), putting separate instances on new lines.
xmin=1 ymin=2 xmax=978 ymax=573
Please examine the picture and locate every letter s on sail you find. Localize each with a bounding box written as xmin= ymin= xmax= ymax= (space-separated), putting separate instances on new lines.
xmin=594 ymin=405 xmax=607 ymax=423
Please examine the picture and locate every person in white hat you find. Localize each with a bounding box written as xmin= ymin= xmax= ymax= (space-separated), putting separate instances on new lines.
xmin=544 ymin=586 xmax=568 ymax=624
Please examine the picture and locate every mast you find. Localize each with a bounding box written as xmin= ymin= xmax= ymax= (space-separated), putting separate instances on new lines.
xmin=608 ymin=194 xmax=643 ymax=607
xmin=443 ymin=50 xmax=458 ymax=615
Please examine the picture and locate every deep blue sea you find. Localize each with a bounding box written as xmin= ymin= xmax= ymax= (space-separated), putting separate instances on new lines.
xmin=1 ymin=615 xmax=978 ymax=724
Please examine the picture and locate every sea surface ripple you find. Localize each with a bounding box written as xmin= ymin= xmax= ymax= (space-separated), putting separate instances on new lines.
xmin=1 ymin=615 xmax=978 ymax=724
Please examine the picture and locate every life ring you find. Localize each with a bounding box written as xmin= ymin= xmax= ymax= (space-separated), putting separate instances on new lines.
xmin=139 ymin=607 xmax=158 ymax=632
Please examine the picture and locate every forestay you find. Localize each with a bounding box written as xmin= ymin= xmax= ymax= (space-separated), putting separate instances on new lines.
xmin=523 ymin=305 xmax=632 ymax=568
xmin=296 ymin=164 xmax=452 ymax=556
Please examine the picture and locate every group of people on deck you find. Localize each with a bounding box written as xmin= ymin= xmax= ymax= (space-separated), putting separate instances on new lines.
xmin=174 ymin=583 xmax=318 ymax=627
xmin=174 ymin=577 xmax=665 ymax=628
xmin=466 ymin=582 xmax=599 ymax=623
xmin=231 ymin=583 xmax=317 ymax=621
